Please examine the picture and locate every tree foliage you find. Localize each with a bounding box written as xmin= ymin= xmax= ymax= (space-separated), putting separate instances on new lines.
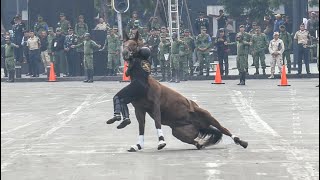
xmin=219 ymin=0 xmax=290 ymax=21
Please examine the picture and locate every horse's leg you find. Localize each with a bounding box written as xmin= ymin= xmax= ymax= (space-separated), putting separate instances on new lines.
xmin=149 ymin=105 xmax=166 ymax=150
xmin=172 ymin=125 xmax=199 ymax=146
xmin=196 ymin=108 xmax=248 ymax=148
xmin=128 ymin=108 xmax=146 ymax=152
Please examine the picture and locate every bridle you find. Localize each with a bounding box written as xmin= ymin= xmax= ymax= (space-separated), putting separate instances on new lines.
xmin=123 ymin=40 xmax=140 ymax=60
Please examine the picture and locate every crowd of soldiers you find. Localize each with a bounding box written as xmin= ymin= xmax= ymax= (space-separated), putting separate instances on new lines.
xmin=1 ymin=10 xmax=319 ymax=83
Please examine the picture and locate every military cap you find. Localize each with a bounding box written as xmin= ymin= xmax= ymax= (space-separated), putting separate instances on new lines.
xmin=14 ymin=15 xmax=21 ymax=19
xmin=112 ymin=25 xmax=118 ymax=29
xmin=275 ymin=14 xmax=281 ymax=17
xmin=84 ymin=33 xmax=90 ymax=37
xmin=59 ymin=13 xmax=65 ymax=17
xmin=273 ymin=32 xmax=279 ymax=36
xmin=48 ymin=27 xmax=54 ymax=32
xmin=184 ymin=29 xmax=190 ymax=33
xmin=199 ymin=11 xmax=205 ymax=15
xmin=201 ymin=26 xmax=207 ymax=30
xmin=161 ymin=26 xmax=167 ymax=29
xmin=78 ymin=15 xmax=84 ymax=19
xmin=218 ymin=28 xmax=225 ymax=32
xmin=132 ymin=11 xmax=138 ymax=15
xmin=252 ymin=22 xmax=257 ymax=26
xmin=37 ymin=15 xmax=43 ymax=19
xmin=279 ymin=25 xmax=286 ymax=29
xmin=239 ymin=25 xmax=245 ymax=28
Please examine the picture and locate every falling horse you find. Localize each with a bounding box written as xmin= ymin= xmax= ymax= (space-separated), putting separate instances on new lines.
xmin=108 ymin=32 xmax=248 ymax=152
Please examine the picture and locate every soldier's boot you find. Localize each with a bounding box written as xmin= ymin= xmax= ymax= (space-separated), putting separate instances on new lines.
xmin=237 ymin=72 xmax=243 ymax=85
xmin=83 ymin=70 xmax=89 ymax=82
xmin=190 ymin=68 xmax=194 ymax=77
xmin=4 ymin=68 xmax=8 ymax=77
xmin=107 ymin=96 xmax=122 ymax=124
xmin=246 ymin=68 xmax=249 ymax=75
xmin=7 ymin=70 xmax=14 ymax=83
xmin=117 ymin=102 xmax=131 ymax=129
xmin=254 ymin=68 xmax=259 ymax=75
xmin=262 ymin=68 xmax=266 ymax=75
xmin=169 ymin=70 xmax=175 ymax=83
xmin=206 ymin=68 xmax=210 ymax=77
xmin=287 ymin=65 xmax=291 ymax=74
xmin=88 ymin=69 xmax=94 ymax=83
xmin=175 ymin=70 xmax=180 ymax=83
xmin=199 ymin=65 xmax=204 ymax=76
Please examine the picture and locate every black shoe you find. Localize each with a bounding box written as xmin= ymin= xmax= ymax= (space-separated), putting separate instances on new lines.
xmin=117 ymin=118 xmax=131 ymax=129
xmin=307 ymin=72 xmax=311 ymax=75
xmin=107 ymin=114 xmax=122 ymax=124
xmin=296 ymin=72 xmax=301 ymax=75
xmin=83 ymin=79 xmax=88 ymax=83
xmin=87 ymin=80 xmax=93 ymax=83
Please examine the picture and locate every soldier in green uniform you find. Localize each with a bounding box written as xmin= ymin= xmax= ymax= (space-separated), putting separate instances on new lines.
xmin=141 ymin=26 xmax=149 ymax=45
xmin=279 ymin=25 xmax=292 ymax=73
xmin=129 ymin=20 xmax=143 ymax=39
xmin=158 ymin=35 xmax=171 ymax=82
xmin=57 ymin=13 xmax=71 ymax=35
xmin=149 ymin=16 xmax=161 ymax=31
xmin=34 ymin=15 xmax=48 ymax=36
xmin=251 ymin=26 xmax=269 ymax=75
xmin=101 ymin=26 xmax=121 ymax=76
xmin=196 ymin=26 xmax=212 ymax=76
xmin=236 ymin=35 xmax=250 ymax=85
xmin=146 ymin=29 xmax=160 ymax=74
xmin=72 ymin=33 xmax=101 ymax=83
xmin=126 ymin=11 xmax=140 ymax=33
xmin=237 ymin=25 xmax=251 ymax=74
xmin=1 ymin=37 xmax=19 ymax=82
xmin=47 ymin=27 xmax=55 ymax=62
xmin=75 ymin=15 xmax=89 ymax=75
xmin=249 ymin=22 xmax=257 ymax=67
xmin=179 ymin=34 xmax=188 ymax=81
xmin=170 ymin=33 xmax=186 ymax=83
xmin=183 ymin=29 xmax=195 ymax=77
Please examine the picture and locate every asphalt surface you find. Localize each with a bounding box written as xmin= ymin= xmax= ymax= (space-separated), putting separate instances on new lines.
xmin=1 ymin=79 xmax=319 ymax=180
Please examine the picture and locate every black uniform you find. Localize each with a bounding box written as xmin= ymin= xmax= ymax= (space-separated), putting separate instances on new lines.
xmin=64 ymin=34 xmax=79 ymax=76
xmin=12 ymin=22 xmax=26 ymax=62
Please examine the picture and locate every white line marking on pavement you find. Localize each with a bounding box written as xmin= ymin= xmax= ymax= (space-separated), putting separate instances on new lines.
xmin=231 ymin=90 xmax=280 ymax=137
xmin=57 ymin=110 xmax=69 ymax=115
xmin=1 ymin=120 xmax=40 ymax=135
xmin=1 ymin=94 xmax=93 ymax=172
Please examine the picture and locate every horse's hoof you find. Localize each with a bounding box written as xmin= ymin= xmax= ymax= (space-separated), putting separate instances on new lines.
xmin=239 ymin=140 xmax=248 ymax=149
xmin=195 ymin=143 xmax=204 ymax=150
xmin=127 ymin=144 xmax=142 ymax=152
xmin=157 ymin=141 xmax=166 ymax=150
xmin=127 ymin=147 xmax=137 ymax=152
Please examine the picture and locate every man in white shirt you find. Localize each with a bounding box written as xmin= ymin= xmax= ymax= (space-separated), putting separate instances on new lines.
xmin=268 ymin=32 xmax=285 ymax=78
xmin=294 ymin=23 xmax=311 ymax=74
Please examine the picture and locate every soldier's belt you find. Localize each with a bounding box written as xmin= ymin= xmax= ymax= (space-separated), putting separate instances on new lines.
xmin=5 ymin=56 xmax=14 ymax=58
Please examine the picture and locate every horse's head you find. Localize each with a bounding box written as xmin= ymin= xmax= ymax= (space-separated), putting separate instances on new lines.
xmin=122 ymin=31 xmax=141 ymax=61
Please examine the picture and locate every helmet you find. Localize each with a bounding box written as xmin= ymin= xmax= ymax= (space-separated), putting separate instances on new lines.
xmin=139 ymin=47 xmax=151 ymax=59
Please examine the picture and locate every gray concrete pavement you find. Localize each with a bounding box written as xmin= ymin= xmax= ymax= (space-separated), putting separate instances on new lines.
xmin=1 ymin=79 xmax=319 ymax=180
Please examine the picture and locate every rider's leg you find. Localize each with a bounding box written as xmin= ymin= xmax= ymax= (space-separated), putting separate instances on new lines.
xmin=106 ymin=96 xmax=122 ymax=124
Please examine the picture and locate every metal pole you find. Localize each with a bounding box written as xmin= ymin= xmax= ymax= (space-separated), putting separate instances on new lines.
xmin=292 ymin=0 xmax=299 ymax=69
xmin=16 ymin=0 xmax=19 ymax=15
xmin=117 ymin=12 xmax=124 ymax=66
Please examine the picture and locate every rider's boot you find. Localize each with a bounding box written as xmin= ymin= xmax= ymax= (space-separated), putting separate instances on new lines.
xmin=107 ymin=96 xmax=122 ymax=124
xmin=117 ymin=102 xmax=131 ymax=129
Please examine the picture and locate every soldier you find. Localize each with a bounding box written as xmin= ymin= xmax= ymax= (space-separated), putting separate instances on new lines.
xmin=57 ymin=13 xmax=71 ymax=35
xmin=279 ymin=25 xmax=292 ymax=73
xmin=129 ymin=20 xmax=143 ymax=39
xmin=72 ymin=33 xmax=101 ymax=83
xmin=51 ymin=28 xmax=66 ymax=77
xmin=170 ymin=32 xmax=184 ymax=83
xmin=237 ymin=25 xmax=251 ymax=74
xmin=12 ymin=15 xmax=26 ymax=63
xmin=141 ymin=26 xmax=149 ymax=45
xmin=196 ymin=26 xmax=212 ymax=76
xmin=183 ymin=29 xmax=195 ymax=77
xmin=160 ymin=26 xmax=169 ymax=39
xmin=101 ymin=26 xmax=121 ymax=76
xmin=21 ymin=30 xmax=31 ymax=76
xmin=75 ymin=15 xmax=89 ymax=76
xmin=249 ymin=22 xmax=258 ymax=67
xmin=215 ymin=28 xmax=231 ymax=76
xmin=149 ymin=16 xmax=161 ymax=31
xmin=146 ymin=29 xmax=160 ymax=74
xmin=47 ymin=27 xmax=55 ymax=63
xmin=268 ymin=32 xmax=285 ymax=79
xmin=236 ymin=35 xmax=250 ymax=85
xmin=1 ymin=37 xmax=19 ymax=82
xmin=195 ymin=12 xmax=210 ymax=35
xmin=179 ymin=34 xmax=188 ymax=81
xmin=64 ymin=28 xmax=78 ymax=77
xmin=126 ymin=11 xmax=140 ymax=32
xmin=158 ymin=35 xmax=171 ymax=82
xmin=27 ymin=31 xmax=41 ymax=77
xmin=39 ymin=31 xmax=50 ymax=75
xmin=251 ymin=26 xmax=268 ymax=75
xmin=34 ymin=15 xmax=48 ymax=36
xmin=294 ymin=23 xmax=311 ymax=74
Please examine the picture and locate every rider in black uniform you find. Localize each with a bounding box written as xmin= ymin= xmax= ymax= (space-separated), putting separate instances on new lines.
xmin=107 ymin=47 xmax=151 ymax=129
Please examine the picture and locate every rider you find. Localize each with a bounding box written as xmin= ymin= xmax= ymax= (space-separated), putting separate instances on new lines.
xmin=107 ymin=47 xmax=152 ymax=129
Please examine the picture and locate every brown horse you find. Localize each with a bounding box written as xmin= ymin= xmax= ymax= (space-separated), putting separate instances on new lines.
xmin=118 ymin=32 xmax=248 ymax=152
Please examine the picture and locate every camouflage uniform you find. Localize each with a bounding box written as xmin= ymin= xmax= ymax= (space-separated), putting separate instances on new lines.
xmin=101 ymin=29 xmax=121 ymax=76
xmin=158 ymin=36 xmax=171 ymax=81
xmin=236 ymin=35 xmax=250 ymax=85
xmin=179 ymin=35 xmax=188 ymax=80
xmin=236 ymin=29 xmax=251 ymax=73
xmin=34 ymin=16 xmax=48 ymax=36
xmin=47 ymin=27 xmax=55 ymax=62
xmin=170 ymin=36 xmax=184 ymax=82
xmin=196 ymin=27 xmax=212 ymax=76
xmin=279 ymin=26 xmax=292 ymax=73
xmin=251 ymin=31 xmax=269 ymax=74
xmin=1 ymin=41 xmax=18 ymax=82
xmin=57 ymin=13 xmax=71 ymax=35
xmin=183 ymin=30 xmax=195 ymax=76
xmin=146 ymin=32 xmax=160 ymax=74
xmin=74 ymin=34 xmax=100 ymax=82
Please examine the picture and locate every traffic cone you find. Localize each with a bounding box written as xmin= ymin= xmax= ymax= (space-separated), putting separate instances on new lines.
xmin=212 ymin=63 xmax=225 ymax=84
xmin=48 ymin=62 xmax=57 ymax=82
xmin=120 ymin=61 xmax=130 ymax=82
xmin=278 ymin=65 xmax=290 ymax=86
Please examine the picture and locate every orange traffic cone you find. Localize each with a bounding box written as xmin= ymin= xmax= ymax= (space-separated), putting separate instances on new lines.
xmin=48 ymin=62 xmax=57 ymax=82
xmin=278 ymin=65 xmax=290 ymax=86
xmin=212 ymin=63 xmax=225 ymax=84
xmin=120 ymin=61 xmax=131 ymax=82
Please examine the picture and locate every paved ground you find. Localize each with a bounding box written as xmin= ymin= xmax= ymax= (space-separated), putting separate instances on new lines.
xmin=1 ymin=79 xmax=319 ymax=180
